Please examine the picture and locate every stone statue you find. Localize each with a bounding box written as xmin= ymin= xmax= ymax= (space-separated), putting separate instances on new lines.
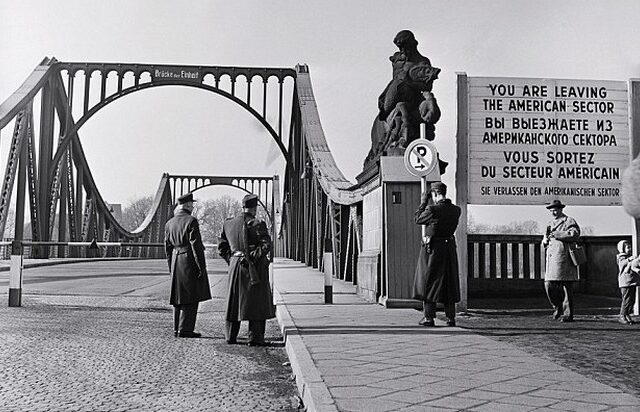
xmin=365 ymin=30 xmax=442 ymax=168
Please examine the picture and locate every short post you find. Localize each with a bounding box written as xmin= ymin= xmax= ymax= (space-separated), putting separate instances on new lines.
xmin=8 ymin=240 xmax=23 ymax=307
xmin=323 ymin=238 xmax=333 ymax=304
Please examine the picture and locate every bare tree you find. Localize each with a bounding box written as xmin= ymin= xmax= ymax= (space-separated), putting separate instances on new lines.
xmin=194 ymin=195 xmax=243 ymax=244
xmin=120 ymin=195 xmax=154 ymax=231
xmin=468 ymin=211 xmax=540 ymax=235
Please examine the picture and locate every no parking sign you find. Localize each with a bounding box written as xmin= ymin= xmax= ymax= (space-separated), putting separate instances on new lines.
xmin=403 ymin=139 xmax=441 ymax=180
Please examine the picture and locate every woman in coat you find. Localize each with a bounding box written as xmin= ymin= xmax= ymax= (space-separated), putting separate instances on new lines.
xmin=542 ymin=199 xmax=581 ymax=322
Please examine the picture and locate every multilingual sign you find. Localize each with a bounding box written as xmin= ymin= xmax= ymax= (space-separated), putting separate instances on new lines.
xmin=467 ymin=77 xmax=629 ymax=206
xmin=404 ymin=139 xmax=440 ymax=178
xmin=151 ymin=66 xmax=202 ymax=83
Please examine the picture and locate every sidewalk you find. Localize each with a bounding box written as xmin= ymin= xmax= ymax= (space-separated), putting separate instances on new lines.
xmin=273 ymin=258 xmax=640 ymax=412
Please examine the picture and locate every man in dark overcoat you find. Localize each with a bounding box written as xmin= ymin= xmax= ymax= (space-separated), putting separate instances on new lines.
xmin=165 ymin=192 xmax=211 ymax=338
xmin=218 ymin=193 xmax=275 ymax=346
xmin=412 ymin=182 xmax=461 ymax=327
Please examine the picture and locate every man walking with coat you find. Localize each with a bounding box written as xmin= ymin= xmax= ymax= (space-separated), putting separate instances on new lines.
xmin=542 ymin=199 xmax=581 ymax=322
xmin=218 ymin=193 xmax=275 ymax=346
xmin=412 ymin=182 xmax=461 ymax=327
xmin=165 ymin=193 xmax=211 ymax=338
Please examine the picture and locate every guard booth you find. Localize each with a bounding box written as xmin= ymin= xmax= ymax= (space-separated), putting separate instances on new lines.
xmin=356 ymin=140 xmax=442 ymax=308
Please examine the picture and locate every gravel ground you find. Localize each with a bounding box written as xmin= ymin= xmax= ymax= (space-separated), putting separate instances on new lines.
xmin=457 ymin=311 xmax=640 ymax=398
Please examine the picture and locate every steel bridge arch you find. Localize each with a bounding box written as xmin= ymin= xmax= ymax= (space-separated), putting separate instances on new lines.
xmin=0 ymin=59 xmax=369 ymax=287
xmin=189 ymin=183 xmax=271 ymax=222
xmin=166 ymin=174 xmax=277 ymax=224
xmin=49 ymin=81 xmax=290 ymax=179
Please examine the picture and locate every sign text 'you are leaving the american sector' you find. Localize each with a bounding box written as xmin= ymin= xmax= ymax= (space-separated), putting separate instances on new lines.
xmin=467 ymin=77 xmax=629 ymax=206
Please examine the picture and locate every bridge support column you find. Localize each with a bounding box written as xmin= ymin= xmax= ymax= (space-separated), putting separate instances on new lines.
xmin=8 ymin=241 xmax=23 ymax=307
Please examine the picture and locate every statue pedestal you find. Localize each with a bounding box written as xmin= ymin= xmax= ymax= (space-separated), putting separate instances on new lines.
xmin=356 ymin=156 xmax=423 ymax=309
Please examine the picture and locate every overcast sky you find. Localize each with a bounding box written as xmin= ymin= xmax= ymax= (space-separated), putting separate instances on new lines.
xmin=1 ymin=0 xmax=639 ymax=234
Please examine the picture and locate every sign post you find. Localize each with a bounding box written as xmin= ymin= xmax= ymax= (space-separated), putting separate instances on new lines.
xmin=403 ymin=138 xmax=441 ymax=242
xmin=456 ymin=73 xmax=469 ymax=312
xmin=629 ymin=79 xmax=640 ymax=314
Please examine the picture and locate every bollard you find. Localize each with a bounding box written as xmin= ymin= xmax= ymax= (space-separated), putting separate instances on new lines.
xmin=8 ymin=241 xmax=23 ymax=307
xmin=323 ymin=252 xmax=333 ymax=304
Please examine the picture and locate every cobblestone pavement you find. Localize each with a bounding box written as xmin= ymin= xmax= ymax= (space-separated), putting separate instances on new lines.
xmin=0 ymin=260 xmax=300 ymax=412
xmin=457 ymin=311 xmax=640 ymax=398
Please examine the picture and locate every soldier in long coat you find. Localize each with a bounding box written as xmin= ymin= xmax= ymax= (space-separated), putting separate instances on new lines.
xmin=218 ymin=193 xmax=275 ymax=346
xmin=542 ymin=199 xmax=581 ymax=322
xmin=165 ymin=193 xmax=211 ymax=338
xmin=412 ymin=182 xmax=461 ymax=327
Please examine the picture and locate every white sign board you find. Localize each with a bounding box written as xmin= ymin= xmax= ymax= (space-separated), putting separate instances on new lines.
xmin=403 ymin=139 xmax=441 ymax=180
xmin=467 ymin=77 xmax=629 ymax=205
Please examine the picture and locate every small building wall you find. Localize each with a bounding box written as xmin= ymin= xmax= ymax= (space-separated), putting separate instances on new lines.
xmin=383 ymin=182 xmax=422 ymax=302
xmin=356 ymin=187 xmax=383 ymax=302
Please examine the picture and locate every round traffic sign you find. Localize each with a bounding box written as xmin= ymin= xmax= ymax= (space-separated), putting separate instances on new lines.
xmin=403 ymin=139 xmax=438 ymax=177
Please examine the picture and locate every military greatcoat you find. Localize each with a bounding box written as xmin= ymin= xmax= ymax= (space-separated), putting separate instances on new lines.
xmin=218 ymin=213 xmax=275 ymax=321
xmin=543 ymin=216 xmax=580 ymax=281
xmin=412 ymin=199 xmax=461 ymax=304
xmin=165 ymin=209 xmax=211 ymax=306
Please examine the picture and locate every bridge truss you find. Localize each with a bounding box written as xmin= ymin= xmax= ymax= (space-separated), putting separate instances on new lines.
xmin=0 ymin=58 xmax=363 ymax=281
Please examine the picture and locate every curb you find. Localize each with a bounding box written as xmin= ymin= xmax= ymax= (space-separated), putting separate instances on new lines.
xmin=274 ymin=288 xmax=337 ymax=412
xmin=0 ymin=257 xmax=150 ymax=272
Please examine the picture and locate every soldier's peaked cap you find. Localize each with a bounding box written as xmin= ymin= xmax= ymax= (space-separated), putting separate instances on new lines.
xmin=242 ymin=194 xmax=259 ymax=208
xmin=430 ymin=182 xmax=447 ymax=192
xmin=178 ymin=193 xmax=196 ymax=204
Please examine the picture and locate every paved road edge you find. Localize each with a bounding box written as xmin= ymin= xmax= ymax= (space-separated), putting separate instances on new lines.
xmin=274 ymin=288 xmax=337 ymax=412
xmin=0 ymin=257 xmax=151 ymax=272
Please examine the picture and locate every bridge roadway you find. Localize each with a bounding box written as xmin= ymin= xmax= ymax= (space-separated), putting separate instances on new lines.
xmin=3 ymin=258 xmax=640 ymax=411
xmin=0 ymin=259 xmax=299 ymax=412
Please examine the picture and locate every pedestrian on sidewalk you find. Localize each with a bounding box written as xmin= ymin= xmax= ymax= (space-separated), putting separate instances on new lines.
xmin=541 ymin=199 xmax=581 ymax=323
xmin=218 ymin=193 xmax=275 ymax=346
xmin=165 ymin=193 xmax=211 ymax=338
xmin=616 ymin=240 xmax=640 ymax=325
xmin=412 ymin=182 xmax=461 ymax=327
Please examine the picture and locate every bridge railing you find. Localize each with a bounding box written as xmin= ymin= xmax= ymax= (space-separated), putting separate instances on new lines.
xmin=467 ymin=234 xmax=546 ymax=297
xmin=467 ymin=234 xmax=628 ymax=298
xmin=0 ymin=240 xmax=219 ymax=260
xmin=467 ymin=234 xmax=545 ymax=281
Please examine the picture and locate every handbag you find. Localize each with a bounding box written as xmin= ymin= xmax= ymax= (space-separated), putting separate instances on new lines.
xmin=568 ymin=243 xmax=586 ymax=266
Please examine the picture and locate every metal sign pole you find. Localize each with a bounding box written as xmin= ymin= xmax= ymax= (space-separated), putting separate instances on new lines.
xmin=419 ymin=124 xmax=430 ymax=243
xmin=455 ymin=73 xmax=469 ymax=312
xmin=629 ymin=79 xmax=640 ymax=315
